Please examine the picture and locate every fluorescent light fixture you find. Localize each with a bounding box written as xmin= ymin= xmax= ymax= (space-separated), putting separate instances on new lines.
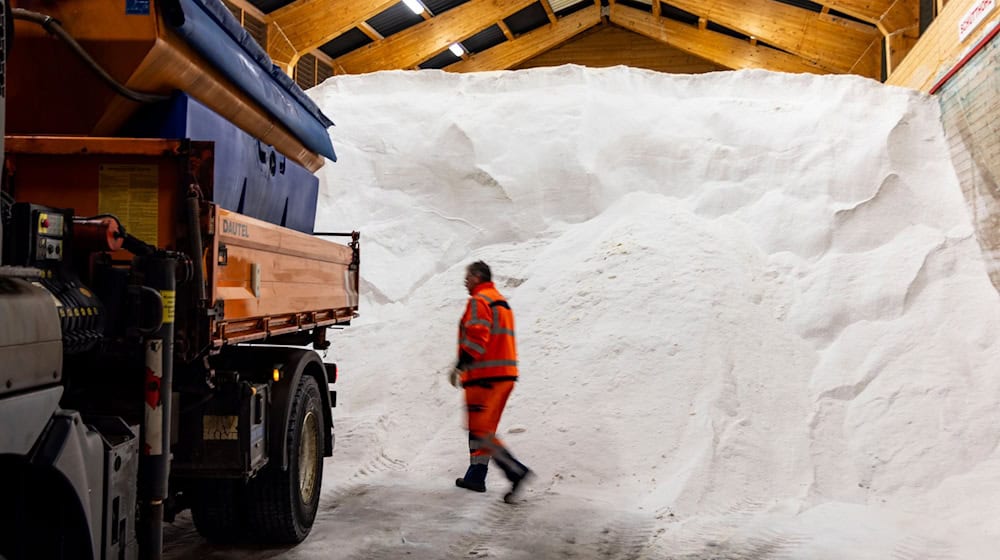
xmin=449 ymin=43 xmax=464 ymax=57
xmin=402 ymin=0 xmax=425 ymax=14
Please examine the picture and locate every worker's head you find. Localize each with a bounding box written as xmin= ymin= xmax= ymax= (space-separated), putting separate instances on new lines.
xmin=465 ymin=261 xmax=491 ymax=294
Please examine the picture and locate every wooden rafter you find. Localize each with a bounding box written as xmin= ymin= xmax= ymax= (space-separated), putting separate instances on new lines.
xmin=541 ymin=0 xmax=558 ymax=24
xmin=267 ymin=0 xmax=397 ymax=71
xmin=610 ymin=5 xmax=830 ymax=75
xmin=358 ymin=21 xmax=384 ymax=41
xmin=809 ymin=0 xmax=891 ymax=23
xmin=809 ymin=0 xmax=918 ymax=35
xmin=449 ymin=5 xmax=603 ymax=72
xmin=876 ymin=0 xmax=920 ymax=35
xmin=499 ymin=20 xmax=516 ymax=41
xmin=653 ymin=0 xmax=880 ymax=74
xmin=332 ymin=0 xmax=538 ymax=74
xmin=811 ymin=0 xmax=918 ymax=75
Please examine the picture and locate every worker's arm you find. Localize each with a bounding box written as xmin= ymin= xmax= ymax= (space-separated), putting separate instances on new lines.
xmin=458 ymin=296 xmax=492 ymax=366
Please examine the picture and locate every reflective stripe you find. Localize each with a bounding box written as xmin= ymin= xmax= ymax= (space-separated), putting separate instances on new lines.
xmin=491 ymin=327 xmax=515 ymax=336
xmin=490 ymin=447 xmax=528 ymax=478
xmin=466 ymin=319 xmax=491 ymax=328
xmin=465 ymin=360 xmax=517 ymax=370
xmin=470 ymin=455 xmax=490 ymax=465
xmin=477 ymin=294 xmax=496 ymax=305
xmin=461 ymin=338 xmax=485 ymax=354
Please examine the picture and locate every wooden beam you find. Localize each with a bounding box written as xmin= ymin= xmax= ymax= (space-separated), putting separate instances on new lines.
xmin=812 ymin=0 xmax=919 ymax=34
xmin=849 ymin=36 xmax=884 ymax=78
xmin=448 ymin=5 xmax=603 ymax=71
xmin=499 ymin=20 xmax=515 ymax=41
xmin=517 ymin=25 xmax=726 ymax=72
xmin=610 ymin=5 xmax=830 ymax=75
xmin=877 ymin=0 xmax=920 ymax=35
xmin=811 ymin=0 xmax=891 ymax=23
xmin=885 ymin=26 xmax=920 ymax=74
xmin=358 ymin=21 xmax=384 ymax=41
xmin=888 ymin=0 xmax=1000 ymax=90
xmin=655 ymin=0 xmax=880 ymax=74
xmin=223 ymin=0 xmax=266 ymax=20
xmin=267 ymin=0 xmax=397 ymax=70
xmin=541 ymin=0 xmax=558 ymax=24
xmin=333 ymin=0 xmax=539 ymax=73
xmin=652 ymin=0 xmax=661 ymax=18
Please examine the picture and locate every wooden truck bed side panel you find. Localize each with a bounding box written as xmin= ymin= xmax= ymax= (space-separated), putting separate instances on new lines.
xmin=210 ymin=207 xmax=358 ymax=344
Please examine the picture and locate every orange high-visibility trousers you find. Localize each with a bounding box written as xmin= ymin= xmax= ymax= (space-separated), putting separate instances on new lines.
xmin=464 ymin=380 xmax=514 ymax=465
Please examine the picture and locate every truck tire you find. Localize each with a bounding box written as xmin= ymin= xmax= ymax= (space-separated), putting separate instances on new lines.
xmin=247 ymin=373 xmax=324 ymax=543
xmin=189 ymin=479 xmax=244 ymax=542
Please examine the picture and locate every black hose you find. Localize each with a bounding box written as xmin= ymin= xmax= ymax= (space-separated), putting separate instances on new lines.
xmin=185 ymin=195 xmax=207 ymax=303
xmin=11 ymin=8 xmax=169 ymax=104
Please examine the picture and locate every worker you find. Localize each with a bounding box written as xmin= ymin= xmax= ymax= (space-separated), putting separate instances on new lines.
xmin=449 ymin=260 xmax=533 ymax=503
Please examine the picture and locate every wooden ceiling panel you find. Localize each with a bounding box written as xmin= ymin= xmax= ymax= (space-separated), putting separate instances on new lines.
xmin=332 ymin=0 xmax=540 ymax=73
xmin=656 ymin=0 xmax=880 ymax=73
xmin=268 ymin=0 xmax=398 ymax=70
xmin=517 ymin=23 xmax=727 ymax=73
xmin=611 ymin=5 xmax=831 ymax=74
xmin=448 ymin=4 xmax=603 ymax=71
xmin=261 ymin=0 xmax=911 ymax=80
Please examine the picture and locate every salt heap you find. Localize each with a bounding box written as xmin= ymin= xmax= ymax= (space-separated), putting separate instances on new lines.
xmin=308 ymin=65 xmax=1000 ymax=558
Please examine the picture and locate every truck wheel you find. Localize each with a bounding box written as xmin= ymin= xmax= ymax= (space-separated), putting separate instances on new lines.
xmin=189 ymin=479 xmax=244 ymax=542
xmin=247 ymin=374 xmax=324 ymax=543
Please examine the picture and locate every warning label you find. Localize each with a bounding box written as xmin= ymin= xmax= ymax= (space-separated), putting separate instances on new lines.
xmin=160 ymin=290 xmax=175 ymax=324
xmin=98 ymin=164 xmax=159 ymax=247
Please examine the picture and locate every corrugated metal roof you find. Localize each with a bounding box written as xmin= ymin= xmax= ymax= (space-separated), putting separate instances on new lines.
xmin=660 ymin=4 xmax=699 ymax=25
xmin=422 ymin=0 xmax=470 ymax=16
xmin=619 ymin=0 xmax=652 ymax=11
xmin=770 ymin=0 xmax=875 ymax=27
xmin=771 ymin=0 xmax=823 ymax=13
xmin=504 ymin=2 xmax=549 ymax=36
xmin=367 ymin=2 xmax=425 ymax=37
xmin=246 ymin=0 xmax=294 ymax=14
xmin=419 ymin=49 xmax=462 ymax=69
xmin=554 ymin=1 xmax=592 ymax=17
xmin=319 ymin=28 xmax=374 ymax=59
xmin=828 ymin=8 xmax=875 ymax=26
xmin=707 ymin=21 xmax=749 ymax=41
xmin=549 ymin=0 xmax=589 ymax=11
xmin=462 ymin=24 xmax=507 ymax=54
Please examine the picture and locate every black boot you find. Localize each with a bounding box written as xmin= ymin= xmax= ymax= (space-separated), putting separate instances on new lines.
xmin=503 ymin=468 xmax=534 ymax=503
xmin=455 ymin=464 xmax=487 ymax=493
xmin=493 ymin=450 xmax=532 ymax=503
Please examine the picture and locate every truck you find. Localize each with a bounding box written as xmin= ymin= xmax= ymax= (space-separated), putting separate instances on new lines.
xmin=0 ymin=1 xmax=359 ymax=558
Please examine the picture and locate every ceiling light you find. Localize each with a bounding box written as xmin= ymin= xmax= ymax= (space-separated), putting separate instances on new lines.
xmin=449 ymin=43 xmax=465 ymax=57
xmin=402 ymin=0 xmax=425 ymax=14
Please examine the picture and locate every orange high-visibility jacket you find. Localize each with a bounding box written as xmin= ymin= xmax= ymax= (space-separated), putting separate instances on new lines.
xmin=457 ymin=282 xmax=518 ymax=386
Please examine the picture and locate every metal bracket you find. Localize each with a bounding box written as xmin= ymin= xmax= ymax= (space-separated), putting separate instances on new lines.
xmin=251 ymin=263 xmax=261 ymax=298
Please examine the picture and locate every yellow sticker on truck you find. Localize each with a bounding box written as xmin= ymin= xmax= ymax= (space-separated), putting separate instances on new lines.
xmin=160 ymin=290 xmax=175 ymax=323
xmin=98 ymin=164 xmax=159 ymax=247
